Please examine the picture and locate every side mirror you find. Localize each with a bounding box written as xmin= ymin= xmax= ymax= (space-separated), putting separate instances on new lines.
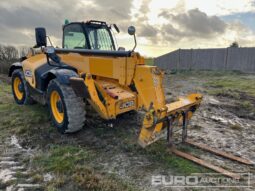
xmin=128 ymin=26 xmax=137 ymax=51
xmin=35 ymin=28 xmax=47 ymax=48
xmin=128 ymin=26 xmax=136 ymax=36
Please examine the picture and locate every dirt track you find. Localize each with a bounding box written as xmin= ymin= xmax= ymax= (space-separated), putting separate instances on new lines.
xmin=0 ymin=72 xmax=255 ymax=191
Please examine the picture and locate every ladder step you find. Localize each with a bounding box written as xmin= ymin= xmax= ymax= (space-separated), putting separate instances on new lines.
xmin=170 ymin=148 xmax=241 ymax=180
xmin=185 ymin=139 xmax=254 ymax=165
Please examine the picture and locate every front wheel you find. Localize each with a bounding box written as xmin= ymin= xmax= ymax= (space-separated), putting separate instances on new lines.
xmin=47 ymin=79 xmax=86 ymax=133
xmin=11 ymin=69 xmax=34 ymax=105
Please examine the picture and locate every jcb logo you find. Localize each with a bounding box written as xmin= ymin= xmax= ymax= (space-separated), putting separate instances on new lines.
xmin=120 ymin=101 xmax=134 ymax=109
xmin=25 ymin=70 xmax=32 ymax=77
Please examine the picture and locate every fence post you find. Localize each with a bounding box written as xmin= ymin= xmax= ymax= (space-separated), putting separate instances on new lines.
xmin=178 ymin=48 xmax=181 ymax=71
xmin=190 ymin=48 xmax=193 ymax=70
xmin=224 ymin=48 xmax=229 ymax=71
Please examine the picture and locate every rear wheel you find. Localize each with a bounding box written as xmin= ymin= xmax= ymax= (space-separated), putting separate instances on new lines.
xmin=47 ymin=79 xmax=86 ymax=133
xmin=11 ymin=69 xmax=34 ymax=105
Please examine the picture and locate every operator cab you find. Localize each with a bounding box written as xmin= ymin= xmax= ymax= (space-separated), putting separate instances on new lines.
xmin=63 ymin=20 xmax=117 ymax=51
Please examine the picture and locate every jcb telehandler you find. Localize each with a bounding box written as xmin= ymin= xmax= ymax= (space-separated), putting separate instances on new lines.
xmin=9 ymin=20 xmax=202 ymax=145
xmin=9 ymin=21 xmax=253 ymax=178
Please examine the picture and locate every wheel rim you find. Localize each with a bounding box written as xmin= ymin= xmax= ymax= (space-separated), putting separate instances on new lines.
xmin=50 ymin=91 xmax=64 ymax=124
xmin=13 ymin=77 xmax=24 ymax=100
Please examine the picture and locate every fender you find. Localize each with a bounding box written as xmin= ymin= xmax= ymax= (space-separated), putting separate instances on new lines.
xmin=9 ymin=62 xmax=22 ymax=77
xmin=47 ymin=68 xmax=79 ymax=85
xmin=38 ymin=67 xmax=79 ymax=91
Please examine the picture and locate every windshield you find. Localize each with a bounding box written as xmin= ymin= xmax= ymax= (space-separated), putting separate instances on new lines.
xmin=86 ymin=25 xmax=115 ymax=51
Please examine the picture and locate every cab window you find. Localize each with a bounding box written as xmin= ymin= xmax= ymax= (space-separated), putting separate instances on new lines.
xmin=63 ymin=24 xmax=87 ymax=49
xmin=87 ymin=26 xmax=115 ymax=51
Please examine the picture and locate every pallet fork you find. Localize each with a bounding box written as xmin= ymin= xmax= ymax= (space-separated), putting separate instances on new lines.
xmin=166 ymin=111 xmax=254 ymax=180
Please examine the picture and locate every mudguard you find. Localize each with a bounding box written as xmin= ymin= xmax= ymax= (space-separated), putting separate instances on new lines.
xmin=37 ymin=67 xmax=79 ymax=91
xmin=47 ymin=68 xmax=79 ymax=85
xmin=8 ymin=62 xmax=22 ymax=77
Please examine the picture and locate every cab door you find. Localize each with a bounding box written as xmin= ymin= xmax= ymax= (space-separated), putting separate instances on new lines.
xmin=63 ymin=23 xmax=88 ymax=49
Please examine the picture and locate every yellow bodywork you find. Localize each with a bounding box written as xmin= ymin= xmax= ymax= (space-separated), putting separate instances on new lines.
xmin=22 ymin=54 xmax=46 ymax=88
xmin=22 ymin=51 xmax=202 ymax=148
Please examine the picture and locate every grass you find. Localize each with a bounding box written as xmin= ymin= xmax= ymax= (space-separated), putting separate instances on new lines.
xmin=206 ymin=75 xmax=255 ymax=97
xmin=230 ymin=124 xmax=242 ymax=130
xmin=141 ymin=141 xmax=210 ymax=175
xmin=187 ymin=70 xmax=255 ymax=97
xmin=115 ymin=129 xmax=210 ymax=175
xmin=167 ymin=70 xmax=255 ymax=119
xmin=167 ymin=71 xmax=255 ymax=118
xmin=34 ymin=145 xmax=91 ymax=173
xmin=202 ymin=72 xmax=255 ymax=119
xmin=33 ymin=145 xmax=136 ymax=191
xmin=0 ymin=81 xmax=49 ymax=139
xmin=0 ymin=79 xmax=138 ymax=190
xmin=0 ymin=101 xmax=49 ymax=138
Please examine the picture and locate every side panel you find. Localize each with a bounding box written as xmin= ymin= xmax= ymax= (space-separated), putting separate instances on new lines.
xmin=60 ymin=54 xmax=127 ymax=85
xmin=22 ymin=53 xmax=78 ymax=91
xmin=60 ymin=53 xmax=90 ymax=72
xmin=22 ymin=54 xmax=47 ymax=88
xmin=21 ymin=52 xmax=137 ymax=90
xmin=89 ymin=58 xmax=113 ymax=77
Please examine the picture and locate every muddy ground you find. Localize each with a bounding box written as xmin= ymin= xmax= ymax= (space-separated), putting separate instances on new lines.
xmin=0 ymin=71 xmax=255 ymax=191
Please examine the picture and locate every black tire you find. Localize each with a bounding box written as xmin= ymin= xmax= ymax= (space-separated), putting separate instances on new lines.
xmin=11 ymin=69 xmax=34 ymax=105
xmin=47 ymin=79 xmax=86 ymax=133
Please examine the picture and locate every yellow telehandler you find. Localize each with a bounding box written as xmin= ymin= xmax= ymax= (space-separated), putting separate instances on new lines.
xmin=9 ymin=20 xmax=253 ymax=179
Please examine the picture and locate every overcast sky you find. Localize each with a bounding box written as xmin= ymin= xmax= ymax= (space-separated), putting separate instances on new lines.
xmin=1 ymin=0 xmax=255 ymax=57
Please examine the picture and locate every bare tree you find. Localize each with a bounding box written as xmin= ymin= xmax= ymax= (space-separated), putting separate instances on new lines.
xmin=6 ymin=46 xmax=18 ymax=61
xmin=0 ymin=44 xmax=19 ymax=74
xmin=0 ymin=45 xmax=18 ymax=61
xmin=19 ymin=46 xmax=30 ymax=58
xmin=0 ymin=45 xmax=5 ymax=61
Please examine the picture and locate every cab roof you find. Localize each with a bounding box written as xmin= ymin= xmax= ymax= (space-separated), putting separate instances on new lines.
xmin=64 ymin=20 xmax=108 ymax=27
